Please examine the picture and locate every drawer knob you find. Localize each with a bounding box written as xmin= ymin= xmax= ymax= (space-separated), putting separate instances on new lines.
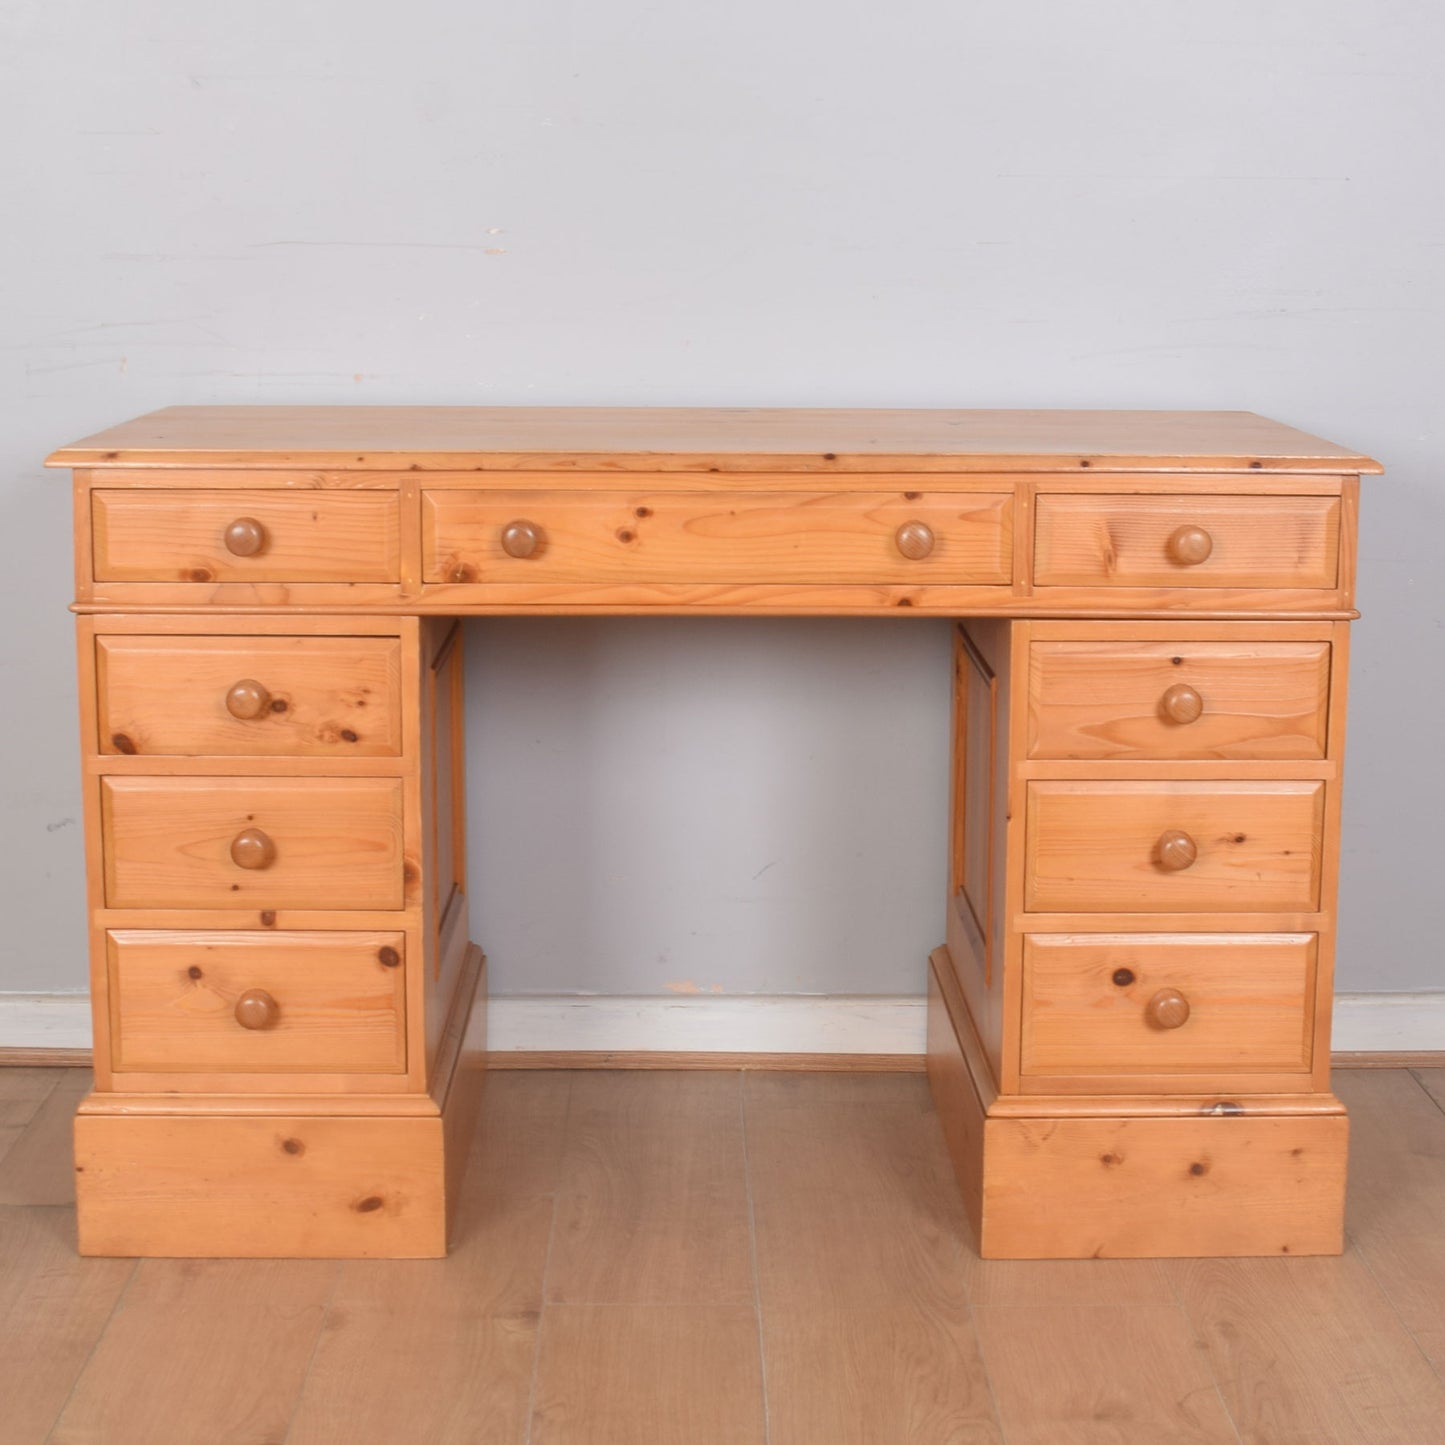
xmin=895 ymin=521 xmax=935 ymax=561
xmin=1166 ymin=524 xmax=1213 ymax=566
xmin=1146 ymin=987 xmax=1191 ymax=1030
xmin=234 ymin=988 xmax=280 ymax=1030
xmin=224 ymin=517 xmax=268 ymax=557
xmin=1160 ymin=683 xmax=1204 ymax=725
xmin=230 ymin=827 xmax=277 ymax=870
xmin=225 ymin=679 xmax=272 ymax=720
xmin=501 ymin=519 xmax=544 ymax=559
xmin=1156 ymin=828 xmax=1198 ymax=871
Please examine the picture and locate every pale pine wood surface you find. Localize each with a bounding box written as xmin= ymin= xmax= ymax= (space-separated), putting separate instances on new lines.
xmin=3 ymin=1066 xmax=1443 ymax=1444
xmin=45 ymin=405 xmax=1383 ymax=473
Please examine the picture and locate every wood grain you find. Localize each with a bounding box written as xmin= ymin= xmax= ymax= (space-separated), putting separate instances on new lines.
xmin=1334 ymin=1069 xmax=1445 ymax=1370
xmin=1034 ymin=493 xmax=1342 ymax=588
xmin=1024 ymin=779 xmax=1325 ymax=913
xmin=91 ymin=487 xmax=400 ymax=581
xmin=48 ymin=1257 xmax=336 ymax=1445
xmin=1169 ymin=1251 xmax=1445 ymax=1444
xmin=0 ymin=1067 xmax=59 ymax=1164
xmin=0 ymin=1207 xmax=133 ymax=1445
xmin=545 ymin=1071 xmax=754 ymax=1304
xmin=95 ymin=633 xmax=404 ymax=757
xmin=1027 ymin=636 xmax=1331 ymax=759
xmin=424 ymin=487 xmax=1013 ymax=584
xmin=106 ymin=929 xmax=407 ymax=1075
xmin=531 ymin=1304 xmax=766 ymax=1445
xmin=763 ymin=1303 xmax=1004 ymax=1445
xmin=1020 ymin=932 xmax=1316 ymax=1084
xmin=47 ymin=405 xmax=1382 ymax=473
xmin=974 ymin=1303 xmax=1241 ymax=1444
xmin=0 ymin=1070 xmax=91 ymax=1206
xmin=100 ymin=775 xmax=405 ymax=909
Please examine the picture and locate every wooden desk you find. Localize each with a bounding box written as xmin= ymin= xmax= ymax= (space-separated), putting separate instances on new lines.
xmin=49 ymin=406 xmax=1380 ymax=1259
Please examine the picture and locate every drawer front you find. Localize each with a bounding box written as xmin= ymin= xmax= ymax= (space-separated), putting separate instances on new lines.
xmin=108 ymin=930 xmax=407 ymax=1074
xmin=1025 ymin=781 xmax=1324 ymax=913
xmin=1033 ymin=494 xmax=1340 ymax=588
xmin=96 ymin=635 xmax=404 ymax=757
xmin=101 ymin=777 xmax=406 ymax=909
xmin=423 ymin=489 xmax=1013 ymax=585
xmin=92 ymin=490 xmax=401 ymax=582
xmin=1020 ymin=933 xmax=1316 ymax=1080
xmin=1027 ymin=639 xmax=1331 ymax=759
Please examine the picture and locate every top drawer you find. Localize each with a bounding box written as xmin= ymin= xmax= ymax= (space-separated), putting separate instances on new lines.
xmin=92 ymin=490 xmax=401 ymax=583
xmin=1033 ymin=494 xmax=1340 ymax=589
xmin=422 ymin=489 xmax=1013 ymax=586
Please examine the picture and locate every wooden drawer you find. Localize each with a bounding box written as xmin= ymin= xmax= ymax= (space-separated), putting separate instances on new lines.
xmin=108 ymin=930 xmax=407 ymax=1074
xmin=96 ymin=635 xmax=404 ymax=758
xmin=1020 ymin=933 xmax=1316 ymax=1084
xmin=92 ymin=490 xmax=401 ymax=582
xmin=1024 ymin=781 xmax=1324 ymax=913
xmin=101 ymin=777 xmax=406 ymax=909
xmin=1027 ymin=638 xmax=1331 ymax=759
xmin=422 ymin=488 xmax=1013 ymax=585
xmin=1033 ymin=494 xmax=1340 ymax=588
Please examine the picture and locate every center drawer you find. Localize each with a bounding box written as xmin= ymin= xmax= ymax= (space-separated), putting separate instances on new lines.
xmin=422 ymin=488 xmax=1013 ymax=585
xmin=107 ymin=930 xmax=407 ymax=1074
xmin=101 ymin=777 xmax=406 ymax=909
xmin=1025 ymin=780 xmax=1325 ymax=913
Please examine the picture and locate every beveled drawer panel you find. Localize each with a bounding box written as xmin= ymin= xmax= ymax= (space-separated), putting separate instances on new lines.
xmin=1027 ymin=639 xmax=1331 ymax=759
xmin=108 ymin=930 xmax=407 ymax=1074
xmin=1024 ymin=781 xmax=1324 ymax=913
xmin=101 ymin=777 xmax=405 ymax=909
xmin=422 ymin=488 xmax=1013 ymax=585
xmin=1033 ymin=494 xmax=1340 ymax=588
xmin=92 ymin=489 xmax=401 ymax=582
xmin=96 ymin=635 xmax=404 ymax=757
xmin=1020 ymin=933 xmax=1316 ymax=1081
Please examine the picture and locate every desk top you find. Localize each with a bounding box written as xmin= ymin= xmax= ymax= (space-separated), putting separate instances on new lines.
xmin=47 ymin=406 xmax=1382 ymax=475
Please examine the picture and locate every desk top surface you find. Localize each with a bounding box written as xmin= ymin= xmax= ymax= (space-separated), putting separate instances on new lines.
xmin=48 ymin=406 xmax=1382 ymax=475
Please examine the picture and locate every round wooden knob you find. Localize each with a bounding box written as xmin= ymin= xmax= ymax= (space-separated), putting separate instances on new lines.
xmin=229 ymin=828 xmax=276 ymax=870
xmin=1146 ymin=988 xmax=1191 ymax=1030
xmin=225 ymin=679 xmax=271 ymax=720
xmin=1166 ymin=524 xmax=1213 ymax=566
xmin=234 ymin=989 xmax=280 ymax=1030
xmin=895 ymin=521 xmax=935 ymax=561
xmin=501 ymin=520 xmax=543 ymax=559
xmin=1156 ymin=828 xmax=1198 ymax=872
xmin=224 ymin=517 xmax=267 ymax=557
xmin=1160 ymin=683 xmax=1203 ymax=725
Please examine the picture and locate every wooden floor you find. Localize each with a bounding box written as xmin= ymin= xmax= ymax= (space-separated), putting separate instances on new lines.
xmin=3 ymin=1068 xmax=1445 ymax=1444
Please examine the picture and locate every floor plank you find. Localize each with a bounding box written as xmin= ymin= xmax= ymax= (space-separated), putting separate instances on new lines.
xmin=286 ymin=1149 xmax=554 ymax=1444
xmin=546 ymin=1072 xmax=754 ymax=1304
xmin=1412 ymin=1067 xmax=1445 ymax=1114
xmin=466 ymin=1068 xmax=572 ymax=1201
xmin=974 ymin=1302 xmax=1239 ymax=1445
xmin=1334 ymin=1068 xmax=1445 ymax=1371
xmin=0 ymin=1067 xmax=60 ymax=1166
xmin=764 ymin=1301 xmax=1004 ymax=1445
xmin=49 ymin=1257 xmax=337 ymax=1445
xmin=530 ymin=1303 xmax=766 ymax=1445
xmin=0 ymin=1206 xmax=133 ymax=1445
xmin=1168 ymin=1251 xmax=1445 ymax=1445
xmin=0 ymin=1070 xmax=90 ymax=1205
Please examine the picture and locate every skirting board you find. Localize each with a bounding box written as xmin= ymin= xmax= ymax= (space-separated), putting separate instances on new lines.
xmin=3 ymin=989 xmax=1444 ymax=1059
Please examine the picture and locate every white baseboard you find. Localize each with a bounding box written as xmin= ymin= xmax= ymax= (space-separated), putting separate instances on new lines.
xmin=3 ymin=990 xmax=1443 ymax=1057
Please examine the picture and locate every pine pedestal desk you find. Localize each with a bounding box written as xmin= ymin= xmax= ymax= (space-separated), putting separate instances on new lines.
xmin=49 ymin=406 xmax=1380 ymax=1259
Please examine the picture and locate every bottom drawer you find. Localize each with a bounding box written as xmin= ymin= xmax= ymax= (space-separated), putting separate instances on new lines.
xmin=1020 ymin=933 xmax=1317 ymax=1086
xmin=108 ymin=930 xmax=407 ymax=1074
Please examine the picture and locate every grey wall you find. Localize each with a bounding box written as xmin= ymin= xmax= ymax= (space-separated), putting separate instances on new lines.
xmin=2 ymin=1 xmax=1440 ymax=998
